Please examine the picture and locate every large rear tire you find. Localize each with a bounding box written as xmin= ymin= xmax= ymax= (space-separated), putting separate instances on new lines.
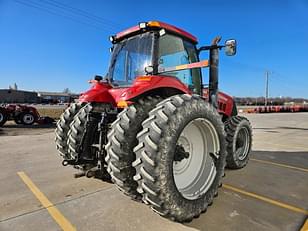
xmin=55 ymin=103 xmax=84 ymax=158
xmin=105 ymin=96 xmax=162 ymax=200
xmin=133 ymin=94 xmax=226 ymax=222
xmin=225 ymin=116 xmax=252 ymax=169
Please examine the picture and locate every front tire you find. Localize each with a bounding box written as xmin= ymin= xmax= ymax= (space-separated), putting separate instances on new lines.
xmin=133 ymin=94 xmax=226 ymax=222
xmin=105 ymin=96 xmax=162 ymax=200
xmin=225 ymin=116 xmax=252 ymax=169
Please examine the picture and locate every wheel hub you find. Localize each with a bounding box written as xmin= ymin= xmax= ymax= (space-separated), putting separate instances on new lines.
xmin=236 ymin=127 xmax=250 ymax=160
xmin=173 ymin=136 xmax=192 ymax=175
xmin=174 ymin=144 xmax=190 ymax=162
xmin=23 ymin=114 xmax=34 ymax=124
xmin=236 ymin=138 xmax=244 ymax=148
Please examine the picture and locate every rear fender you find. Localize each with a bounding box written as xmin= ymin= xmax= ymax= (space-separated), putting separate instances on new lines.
xmin=202 ymin=88 xmax=237 ymax=118
xmin=218 ymin=91 xmax=237 ymax=117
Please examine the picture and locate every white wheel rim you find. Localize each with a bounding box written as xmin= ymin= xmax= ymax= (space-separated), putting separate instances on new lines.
xmin=173 ymin=118 xmax=220 ymax=200
xmin=0 ymin=113 xmax=3 ymax=122
xmin=23 ymin=114 xmax=34 ymax=124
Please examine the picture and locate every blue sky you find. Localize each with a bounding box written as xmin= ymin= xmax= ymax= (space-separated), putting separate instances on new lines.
xmin=0 ymin=0 xmax=307 ymax=97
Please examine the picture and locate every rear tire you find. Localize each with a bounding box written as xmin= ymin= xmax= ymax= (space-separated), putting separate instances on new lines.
xmin=225 ymin=116 xmax=252 ymax=169
xmin=67 ymin=103 xmax=98 ymax=161
xmin=0 ymin=109 xmax=8 ymax=127
xmin=55 ymin=103 xmax=84 ymax=158
xmin=133 ymin=94 xmax=226 ymax=222
xmin=105 ymin=96 xmax=162 ymax=200
xmin=67 ymin=103 xmax=111 ymax=180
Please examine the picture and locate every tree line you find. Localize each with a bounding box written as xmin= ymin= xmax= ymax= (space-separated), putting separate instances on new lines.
xmin=234 ymin=97 xmax=308 ymax=106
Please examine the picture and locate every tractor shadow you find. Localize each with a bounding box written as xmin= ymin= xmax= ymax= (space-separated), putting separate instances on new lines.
xmin=0 ymin=122 xmax=56 ymax=136
xmin=3 ymin=123 xmax=56 ymax=129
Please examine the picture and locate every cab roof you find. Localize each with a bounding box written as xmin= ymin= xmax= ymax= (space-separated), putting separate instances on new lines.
xmin=113 ymin=21 xmax=198 ymax=44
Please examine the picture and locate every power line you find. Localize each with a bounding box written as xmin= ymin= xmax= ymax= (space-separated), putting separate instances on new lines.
xmin=14 ymin=0 xmax=105 ymax=31
xmin=225 ymin=59 xmax=301 ymax=94
xmin=224 ymin=60 xmax=265 ymax=73
xmin=13 ymin=0 xmax=119 ymax=33
xmin=38 ymin=0 xmax=122 ymax=31
xmin=41 ymin=0 xmax=124 ymax=30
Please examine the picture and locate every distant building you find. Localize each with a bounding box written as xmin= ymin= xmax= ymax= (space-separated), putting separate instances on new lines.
xmin=0 ymin=89 xmax=79 ymax=104
xmin=0 ymin=89 xmax=39 ymax=103
xmin=37 ymin=91 xmax=79 ymax=103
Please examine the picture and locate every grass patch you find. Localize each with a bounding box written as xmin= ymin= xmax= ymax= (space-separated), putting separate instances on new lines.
xmin=37 ymin=108 xmax=65 ymax=119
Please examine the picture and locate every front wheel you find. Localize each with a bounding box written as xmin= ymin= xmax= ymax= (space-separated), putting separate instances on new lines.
xmin=133 ymin=94 xmax=226 ymax=222
xmin=225 ymin=116 xmax=253 ymax=169
xmin=20 ymin=112 xmax=36 ymax=125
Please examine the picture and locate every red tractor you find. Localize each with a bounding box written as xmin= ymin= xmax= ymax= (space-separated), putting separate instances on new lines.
xmin=0 ymin=104 xmax=40 ymax=126
xmin=0 ymin=104 xmax=55 ymax=127
xmin=55 ymin=21 xmax=252 ymax=222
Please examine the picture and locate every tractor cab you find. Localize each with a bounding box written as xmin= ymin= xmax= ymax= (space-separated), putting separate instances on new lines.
xmin=108 ymin=21 xmax=202 ymax=94
xmin=81 ymin=21 xmax=236 ymax=117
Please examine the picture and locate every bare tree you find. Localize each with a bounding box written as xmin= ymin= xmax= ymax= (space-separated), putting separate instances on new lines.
xmin=63 ymin=88 xmax=71 ymax=94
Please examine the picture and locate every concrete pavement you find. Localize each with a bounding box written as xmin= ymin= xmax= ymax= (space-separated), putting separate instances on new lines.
xmin=0 ymin=113 xmax=307 ymax=231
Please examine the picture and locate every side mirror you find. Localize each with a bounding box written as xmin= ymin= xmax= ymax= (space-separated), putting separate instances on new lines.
xmin=225 ymin=39 xmax=237 ymax=56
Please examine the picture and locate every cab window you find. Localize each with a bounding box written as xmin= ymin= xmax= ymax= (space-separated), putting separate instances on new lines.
xmin=158 ymin=34 xmax=201 ymax=93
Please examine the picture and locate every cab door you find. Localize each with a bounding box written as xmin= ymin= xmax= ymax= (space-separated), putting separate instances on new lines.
xmin=158 ymin=33 xmax=202 ymax=94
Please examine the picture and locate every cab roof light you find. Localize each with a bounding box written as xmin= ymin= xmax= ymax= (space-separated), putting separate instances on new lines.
xmin=139 ymin=22 xmax=147 ymax=29
xmin=159 ymin=29 xmax=166 ymax=36
xmin=147 ymin=21 xmax=161 ymax=27
xmin=109 ymin=35 xmax=115 ymax=43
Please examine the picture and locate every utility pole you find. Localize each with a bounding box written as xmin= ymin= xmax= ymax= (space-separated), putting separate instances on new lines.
xmin=265 ymin=70 xmax=269 ymax=106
